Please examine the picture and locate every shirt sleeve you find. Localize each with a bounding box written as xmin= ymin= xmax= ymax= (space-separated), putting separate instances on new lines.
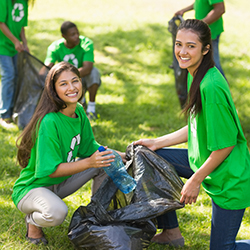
xmin=200 ymin=68 xmax=237 ymax=151
xmin=208 ymin=0 xmax=224 ymax=5
xmin=80 ymin=37 xmax=94 ymax=62
xmin=34 ymin=118 xmax=63 ymax=178
xmin=44 ymin=42 xmax=58 ymax=65
xmin=205 ymin=101 xmax=238 ymax=151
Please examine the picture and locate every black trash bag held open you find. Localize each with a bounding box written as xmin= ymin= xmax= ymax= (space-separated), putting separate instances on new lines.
xmin=13 ymin=51 xmax=49 ymax=129
xmin=168 ymin=15 xmax=188 ymax=108
xmin=68 ymin=144 xmax=184 ymax=250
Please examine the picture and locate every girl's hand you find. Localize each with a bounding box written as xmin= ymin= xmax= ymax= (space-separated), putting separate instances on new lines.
xmin=180 ymin=177 xmax=201 ymax=205
xmin=89 ymin=148 xmax=115 ymax=168
xmin=116 ymin=151 xmax=127 ymax=163
xmin=180 ymin=146 xmax=235 ymax=205
xmin=133 ymin=139 xmax=157 ymax=151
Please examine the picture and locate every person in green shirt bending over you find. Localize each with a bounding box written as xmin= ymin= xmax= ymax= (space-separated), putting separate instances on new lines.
xmin=44 ymin=21 xmax=101 ymax=120
xmin=134 ymin=19 xmax=250 ymax=249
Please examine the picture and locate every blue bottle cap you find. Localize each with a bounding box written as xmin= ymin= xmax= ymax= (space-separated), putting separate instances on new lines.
xmin=98 ymin=146 xmax=106 ymax=152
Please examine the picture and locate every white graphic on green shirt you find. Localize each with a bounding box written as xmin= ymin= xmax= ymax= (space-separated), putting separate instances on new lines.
xmin=190 ymin=113 xmax=197 ymax=138
xmin=67 ymin=134 xmax=81 ymax=162
xmin=63 ymin=54 xmax=79 ymax=68
xmin=12 ymin=3 xmax=24 ymax=22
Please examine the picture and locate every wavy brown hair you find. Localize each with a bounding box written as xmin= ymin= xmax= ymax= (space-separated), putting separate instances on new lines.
xmin=178 ymin=19 xmax=215 ymax=117
xmin=16 ymin=62 xmax=83 ymax=168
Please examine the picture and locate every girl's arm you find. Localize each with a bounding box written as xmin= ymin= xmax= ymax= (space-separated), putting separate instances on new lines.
xmin=180 ymin=145 xmax=234 ymax=204
xmin=0 ymin=22 xmax=24 ymax=52
xmin=49 ymin=149 xmax=115 ymax=178
xmin=134 ymin=125 xmax=188 ymax=151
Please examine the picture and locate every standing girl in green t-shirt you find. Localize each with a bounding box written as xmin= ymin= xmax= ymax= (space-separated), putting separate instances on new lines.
xmin=134 ymin=19 xmax=250 ymax=249
xmin=12 ymin=62 xmax=124 ymax=245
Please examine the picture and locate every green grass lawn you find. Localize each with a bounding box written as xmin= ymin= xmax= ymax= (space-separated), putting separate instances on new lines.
xmin=1 ymin=0 xmax=250 ymax=249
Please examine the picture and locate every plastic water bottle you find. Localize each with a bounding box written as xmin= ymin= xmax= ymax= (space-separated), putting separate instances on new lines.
xmin=98 ymin=146 xmax=136 ymax=194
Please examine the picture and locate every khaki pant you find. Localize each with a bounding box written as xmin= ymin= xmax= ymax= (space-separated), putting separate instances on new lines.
xmin=17 ymin=168 xmax=107 ymax=228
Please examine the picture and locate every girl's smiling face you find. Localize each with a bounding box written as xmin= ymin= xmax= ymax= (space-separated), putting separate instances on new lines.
xmin=55 ymin=70 xmax=82 ymax=107
xmin=175 ymin=29 xmax=209 ymax=76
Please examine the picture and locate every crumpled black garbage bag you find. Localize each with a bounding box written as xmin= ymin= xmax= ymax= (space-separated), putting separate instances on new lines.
xmin=13 ymin=51 xmax=49 ymax=129
xmin=168 ymin=15 xmax=188 ymax=108
xmin=68 ymin=144 xmax=184 ymax=250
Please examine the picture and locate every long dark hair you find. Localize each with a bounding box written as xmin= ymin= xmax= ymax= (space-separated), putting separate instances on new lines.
xmin=16 ymin=62 xmax=83 ymax=168
xmin=179 ymin=19 xmax=215 ymax=117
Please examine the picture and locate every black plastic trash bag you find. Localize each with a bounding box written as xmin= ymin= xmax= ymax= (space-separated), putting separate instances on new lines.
xmin=168 ymin=15 xmax=188 ymax=108
xmin=68 ymin=144 xmax=184 ymax=250
xmin=13 ymin=51 xmax=49 ymax=129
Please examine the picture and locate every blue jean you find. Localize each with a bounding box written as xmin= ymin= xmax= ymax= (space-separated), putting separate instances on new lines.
xmin=155 ymin=148 xmax=250 ymax=250
xmin=211 ymin=200 xmax=250 ymax=250
xmin=212 ymin=35 xmax=225 ymax=78
xmin=155 ymin=148 xmax=194 ymax=229
xmin=0 ymin=54 xmax=18 ymax=119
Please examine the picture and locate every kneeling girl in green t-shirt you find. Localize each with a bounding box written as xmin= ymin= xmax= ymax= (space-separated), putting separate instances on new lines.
xmin=134 ymin=19 xmax=250 ymax=249
xmin=12 ymin=62 xmax=125 ymax=245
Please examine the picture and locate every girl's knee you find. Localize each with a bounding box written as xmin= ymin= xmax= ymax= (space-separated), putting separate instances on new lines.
xmin=49 ymin=204 xmax=68 ymax=226
xmin=40 ymin=203 xmax=68 ymax=227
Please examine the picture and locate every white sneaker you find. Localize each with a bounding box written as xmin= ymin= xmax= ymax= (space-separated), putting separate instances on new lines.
xmin=0 ymin=118 xmax=17 ymax=129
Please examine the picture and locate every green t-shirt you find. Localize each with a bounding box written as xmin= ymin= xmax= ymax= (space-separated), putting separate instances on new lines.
xmin=44 ymin=35 xmax=94 ymax=68
xmin=0 ymin=0 xmax=28 ymax=56
xmin=194 ymin=0 xmax=224 ymax=40
xmin=188 ymin=67 xmax=250 ymax=210
xmin=12 ymin=103 xmax=100 ymax=207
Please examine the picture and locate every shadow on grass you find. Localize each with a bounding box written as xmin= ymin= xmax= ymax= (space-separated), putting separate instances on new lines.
xmin=147 ymin=209 xmax=210 ymax=250
xmin=30 ymin=18 xmax=250 ymax=144
xmin=28 ymin=18 xmax=250 ymax=146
